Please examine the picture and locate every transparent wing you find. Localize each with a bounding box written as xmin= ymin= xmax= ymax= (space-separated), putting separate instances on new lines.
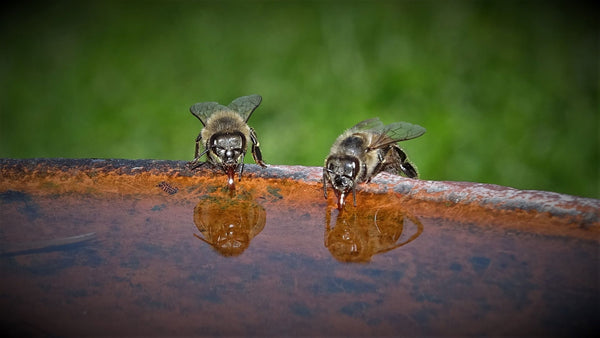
xmin=369 ymin=121 xmax=426 ymax=149
xmin=348 ymin=117 xmax=385 ymax=133
xmin=227 ymin=94 xmax=262 ymax=122
xmin=189 ymin=102 xmax=229 ymax=126
xmin=383 ymin=121 xmax=426 ymax=141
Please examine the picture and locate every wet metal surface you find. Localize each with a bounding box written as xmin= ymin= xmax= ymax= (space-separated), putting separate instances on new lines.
xmin=1 ymin=158 xmax=598 ymax=336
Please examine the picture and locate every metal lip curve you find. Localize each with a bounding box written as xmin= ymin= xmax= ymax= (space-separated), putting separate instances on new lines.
xmin=1 ymin=158 xmax=599 ymax=229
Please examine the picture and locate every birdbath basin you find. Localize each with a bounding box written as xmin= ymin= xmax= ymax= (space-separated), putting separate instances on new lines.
xmin=1 ymin=158 xmax=598 ymax=336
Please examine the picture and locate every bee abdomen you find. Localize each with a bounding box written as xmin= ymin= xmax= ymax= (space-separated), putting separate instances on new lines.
xmin=399 ymin=162 xmax=419 ymax=178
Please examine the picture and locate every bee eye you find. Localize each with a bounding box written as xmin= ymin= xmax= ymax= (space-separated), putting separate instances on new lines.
xmin=343 ymin=162 xmax=356 ymax=176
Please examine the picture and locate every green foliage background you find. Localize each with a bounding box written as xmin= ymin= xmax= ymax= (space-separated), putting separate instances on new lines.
xmin=0 ymin=1 xmax=598 ymax=198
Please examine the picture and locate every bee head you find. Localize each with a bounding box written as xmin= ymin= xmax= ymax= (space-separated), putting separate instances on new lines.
xmin=208 ymin=131 xmax=246 ymax=184
xmin=325 ymin=155 xmax=359 ymax=209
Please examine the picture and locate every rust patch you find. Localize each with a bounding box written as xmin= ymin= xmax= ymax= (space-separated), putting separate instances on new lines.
xmin=1 ymin=158 xmax=598 ymax=240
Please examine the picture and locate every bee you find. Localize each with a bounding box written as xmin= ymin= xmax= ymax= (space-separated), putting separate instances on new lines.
xmin=323 ymin=117 xmax=426 ymax=210
xmin=188 ymin=94 xmax=267 ymax=188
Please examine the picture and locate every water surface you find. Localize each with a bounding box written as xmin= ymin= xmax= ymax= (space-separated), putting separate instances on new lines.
xmin=0 ymin=180 xmax=597 ymax=336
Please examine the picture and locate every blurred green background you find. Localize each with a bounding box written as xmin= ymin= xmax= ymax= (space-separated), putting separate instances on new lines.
xmin=0 ymin=0 xmax=598 ymax=198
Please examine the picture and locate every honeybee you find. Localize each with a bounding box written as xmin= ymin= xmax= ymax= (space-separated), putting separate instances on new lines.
xmin=323 ymin=117 xmax=426 ymax=209
xmin=188 ymin=94 xmax=267 ymax=188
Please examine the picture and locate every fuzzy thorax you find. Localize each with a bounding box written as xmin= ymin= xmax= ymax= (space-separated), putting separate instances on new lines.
xmin=201 ymin=110 xmax=251 ymax=143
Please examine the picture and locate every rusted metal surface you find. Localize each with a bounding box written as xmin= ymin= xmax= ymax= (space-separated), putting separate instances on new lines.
xmin=1 ymin=158 xmax=597 ymax=233
xmin=1 ymin=158 xmax=598 ymax=336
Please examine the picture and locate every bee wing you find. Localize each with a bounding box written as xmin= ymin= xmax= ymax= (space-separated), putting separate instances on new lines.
xmin=190 ymin=102 xmax=230 ymax=126
xmin=348 ymin=117 xmax=385 ymax=133
xmin=369 ymin=121 xmax=426 ymax=149
xmin=227 ymin=94 xmax=262 ymax=122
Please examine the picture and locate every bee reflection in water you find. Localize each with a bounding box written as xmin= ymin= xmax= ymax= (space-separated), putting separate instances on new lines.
xmin=193 ymin=190 xmax=266 ymax=257
xmin=325 ymin=205 xmax=423 ymax=263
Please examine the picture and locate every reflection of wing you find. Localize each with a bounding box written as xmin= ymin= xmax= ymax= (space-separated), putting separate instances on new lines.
xmin=369 ymin=121 xmax=426 ymax=150
xmin=190 ymin=102 xmax=229 ymax=126
xmin=227 ymin=94 xmax=262 ymax=122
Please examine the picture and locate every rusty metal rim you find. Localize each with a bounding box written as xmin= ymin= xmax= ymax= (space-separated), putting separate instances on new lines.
xmin=1 ymin=158 xmax=599 ymax=226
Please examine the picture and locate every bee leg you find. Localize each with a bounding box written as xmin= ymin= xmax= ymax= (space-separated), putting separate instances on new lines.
xmin=249 ymin=127 xmax=267 ymax=167
xmin=188 ymin=153 xmax=207 ymax=169
xmin=352 ymin=186 xmax=357 ymax=206
xmin=323 ymin=168 xmax=329 ymax=199
xmin=360 ymin=161 xmax=371 ymax=183
xmin=188 ymin=135 xmax=208 ymax=169
xmin=383 ymin=145 xmax=418 ymax=178
xmin=194 ymin=134 xmax=202 ymax=158
xmin=361 ymin=152 xmax=383 ymax=184
xmin=238 ymin=151 xmax=246 ymax=181
xmin=366 ymin=154 xmax=384 ymax=183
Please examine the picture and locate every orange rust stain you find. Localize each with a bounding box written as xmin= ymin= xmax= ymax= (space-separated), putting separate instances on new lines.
xmin=0 ymin=164 xmax=598 ymax=241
